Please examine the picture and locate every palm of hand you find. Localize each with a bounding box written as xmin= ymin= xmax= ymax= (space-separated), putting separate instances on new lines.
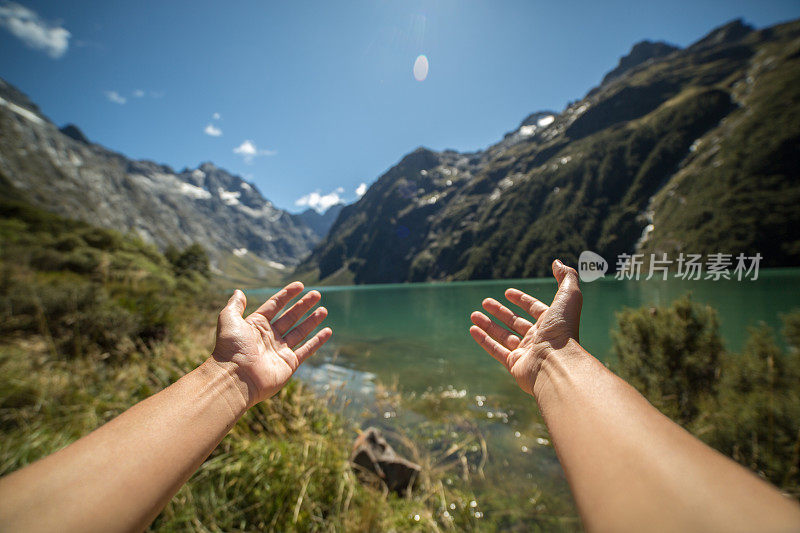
xmin=508 ymin=305 xmax=578 ymax=395
xmin=211 ymin=284 xmax=331 ymax=407
xmin=470 ymin=260 xmax=582 ymax=396
xmin=215 ymin=314 xmax=298 ymax=401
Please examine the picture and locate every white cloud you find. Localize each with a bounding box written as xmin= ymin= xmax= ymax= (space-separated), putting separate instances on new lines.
xmin=105 ymin=90 xmax=126 ymax=105
xmin=234 ymin=140 xmax=258 ymax=156
xmin=204 ymin=123 xmax=222 ymax=137
xmin=132 ymin=89 xmax=145 ymax=98
xmin=295 ymin=189 xmax=343 ymax=213
xmin=233 ymin=139 xmax=276 ymax=163
xmin=212 ymin=112 xmax=221 ymax=120
xmin=0 ymin=3 xmax=70 ymax=59
xmin=355 ymin=182 xmax=367 ymax=197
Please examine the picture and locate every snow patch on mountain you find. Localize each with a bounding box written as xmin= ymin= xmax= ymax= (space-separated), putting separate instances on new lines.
xmin=180 ymin=182 xmax=212 ymax=200
xmin=0 ymin=95 xmax=45 ymax=125
xmin=218 ymin=188 xmax=241 ymax=206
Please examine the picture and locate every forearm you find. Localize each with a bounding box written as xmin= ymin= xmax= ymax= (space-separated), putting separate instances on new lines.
xmin=0 ymin=358 xmax=247 ymax=532
xmin=534 ymin=340 xmax=800 ymax=533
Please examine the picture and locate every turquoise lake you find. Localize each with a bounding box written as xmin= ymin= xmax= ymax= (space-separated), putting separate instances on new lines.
xmin=246 ymin=268 xmax=800 ymax=527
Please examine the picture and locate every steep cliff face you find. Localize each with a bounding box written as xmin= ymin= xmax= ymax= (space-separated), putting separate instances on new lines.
xmin=0 ymin=79 xmax=317 ymax=273
xmin=300 ymin=19 xmax=800 ymax=284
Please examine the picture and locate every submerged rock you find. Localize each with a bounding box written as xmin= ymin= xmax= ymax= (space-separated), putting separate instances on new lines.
xmin=349 ymin=427 xmax=421 ymax=494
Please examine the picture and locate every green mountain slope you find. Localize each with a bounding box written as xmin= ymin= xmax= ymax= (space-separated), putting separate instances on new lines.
xmin=299 ymin=19 xmax=800 ymax=284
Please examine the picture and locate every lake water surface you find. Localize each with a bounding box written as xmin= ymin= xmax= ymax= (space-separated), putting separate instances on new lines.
xmin=247 ymin=268 xmax=800 ymax=527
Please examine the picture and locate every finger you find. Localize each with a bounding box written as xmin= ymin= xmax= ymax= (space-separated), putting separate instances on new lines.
xmin=504 ymin=289 xmax=548 ymax=320
xmin=481 ymin=298 xmax=534 ymax=335
xmin=295 ymin=327 xmax=333 ymax=364
xmin=469 ymin=325 xmax=511 ymax=369
xmin=272 ymin=290 xmax=321 ymax=335
xmin=219 ymin=289 xmax=246 ymax=326
xmin=284 ymin=306 xmax=328 ymax=348
xmin=471 ymin=311 xmax=521 ymax=350
xmin=252 ymin=281 xmax=304 ymax=321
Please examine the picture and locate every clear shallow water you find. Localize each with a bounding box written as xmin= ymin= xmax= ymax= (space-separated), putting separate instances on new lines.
xmin=246 ymin=268 xmax=800 ymax=525
xmin=251 ymin=268 xmax=800 ymax=405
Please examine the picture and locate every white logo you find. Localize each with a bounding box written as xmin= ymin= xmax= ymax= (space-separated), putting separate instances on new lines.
xmin=578 ymin=250 xmax=608 ymax=282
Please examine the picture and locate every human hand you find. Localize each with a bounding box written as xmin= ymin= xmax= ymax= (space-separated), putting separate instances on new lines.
xmin=469 ymin=260 xmax=582 ymax=396
xmin=210 ymin=282 xmax=332 ymax=407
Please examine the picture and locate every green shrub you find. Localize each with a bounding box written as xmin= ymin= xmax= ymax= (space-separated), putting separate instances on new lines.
xmin=613 ymin=295 xmax=723 ymax=425
xmin=613 ymin=295 xmax=800 ymax=496
xmin=166 ymin=243 xmax=210 ymax=278
xmin=0 ymin=183 xmax=209 ymax=359
xmin=697 ymin=320 xmax=800 ymax=495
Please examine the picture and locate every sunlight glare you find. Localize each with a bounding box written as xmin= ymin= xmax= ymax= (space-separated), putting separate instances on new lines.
xmin=413 ymin=55 xmax=429 ymax=82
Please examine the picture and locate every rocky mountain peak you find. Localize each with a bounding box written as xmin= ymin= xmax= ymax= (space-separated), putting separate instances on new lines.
xmin=59 ymin=124 xmax=90 ymax=144
xmin=399 ymin=147 xmax=441 ymax=171
xmin=299 ymin=17 xmax=800 ymax=284
xmin=689 ymin=18 xmax=754 ymax=50
xmin=519 ymin=111 xmax=558 ymax=128
xmin=0 ymin=76 xmax=320 ymax=270
xmin=601 ymin=40 xmax=680 ymax=85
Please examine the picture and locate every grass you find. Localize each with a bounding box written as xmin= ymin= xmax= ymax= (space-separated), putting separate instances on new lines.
xmin=0 ymin=332 xmax=487 ymax=532
xmin=3 ymin=172 xmax=796 ymax=530
xmin=0 ymin=179 xmax=497 ymax=532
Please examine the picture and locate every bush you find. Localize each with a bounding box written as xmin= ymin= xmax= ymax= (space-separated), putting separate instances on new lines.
xmin=0 ymin=187 xmax=210 ymax=359
xmin=698 ymin=321 xmax=800 ymax=495
xmin=0 ymin=277 xmax=139 ymax=359
xmin=613 ymin=295 xmax=723 ymax=425
xmin=166 ymin=243 xmax=210 ymax=278
xmin=613 ymin=295 xmax=800 ymax=496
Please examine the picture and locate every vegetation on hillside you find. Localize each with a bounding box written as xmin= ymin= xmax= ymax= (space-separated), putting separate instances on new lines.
xmin=641 ymin=33 xmax=800 ymax=264
xmin=0 ymin=182 xmax=491 ymax=531
xmin=614 ymin=295 xmax=800 ymax=497
xmin=2 ymin=172 xmax=797 ymax=530
xmin=301 ymin=19 xmax=800 ymax=285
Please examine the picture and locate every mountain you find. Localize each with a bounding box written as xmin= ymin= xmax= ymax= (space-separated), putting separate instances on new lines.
xmin=600 ymin=40 xmax=680 ymax=86
xmin=291 ymin=204 xmax=345 ymax=240
xmin=298 ymin=18 xmax=800 ymax=284
xmin=0 ymin=79 xmax=318 ymax=281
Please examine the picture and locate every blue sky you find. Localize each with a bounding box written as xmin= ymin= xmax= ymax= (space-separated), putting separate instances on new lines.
xmin=1 ymin=1 xmax=799 ymax=213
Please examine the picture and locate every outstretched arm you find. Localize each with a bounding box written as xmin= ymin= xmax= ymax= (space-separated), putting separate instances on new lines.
xmin=470 ymin=260 xmax=800 ymax=532
xmin=0 ymin=282 xmax=331 ymax=533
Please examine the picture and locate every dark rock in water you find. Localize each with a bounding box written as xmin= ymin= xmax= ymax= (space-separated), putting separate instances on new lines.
xmin=350 ymin=427 xmax=421 ymax=494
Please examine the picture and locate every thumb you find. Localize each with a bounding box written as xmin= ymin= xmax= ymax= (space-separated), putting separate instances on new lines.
xmin=551 ymin=259 xmax=583 ymax=337
xmin=221 ymin=289 xmax=246 ymax=323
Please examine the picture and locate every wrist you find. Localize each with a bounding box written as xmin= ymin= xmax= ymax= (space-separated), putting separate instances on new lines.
xmin=532 ymin=339 xmax=600 ymax=406
xmin=199 ymin=358 xmax=251 ymax=417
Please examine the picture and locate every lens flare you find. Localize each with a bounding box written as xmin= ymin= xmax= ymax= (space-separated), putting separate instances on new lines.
xmin=413 ymin=54 xmax=429 ymax=81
